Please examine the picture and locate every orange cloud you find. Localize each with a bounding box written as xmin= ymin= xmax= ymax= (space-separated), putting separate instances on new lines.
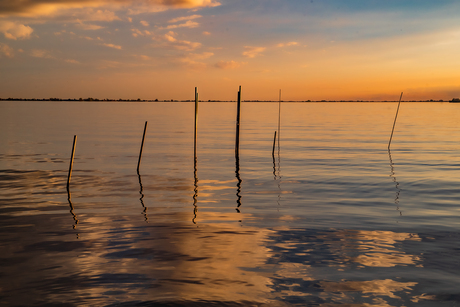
xmin=102 ymin=43 xmax=122 ymax=49
xmin=159 ymin=31 xmax=201 ymax=51
xmin=242 ymin=46 xmax=265 ymax=58
xmin=277 ymin=41 xmax=299 ymax=47
xmin=75 ymin=22 xmax=104 ymax=30
xmin=0 ymin=21 xmax=33 ymax=40
xmin=161 ymin=20 xmax=199 ymax=29
xmin=180 ymin=51 xmax=213 ymax=69
xmin=30 ymin=49 xmax=54 ymax=58
xmin=0 ymin=43 xmax=14 ymax=57
xmin=168 ymin=14 xmax=202 ymax=23
xmin=215 ymin=60 xmax=245 ymax=69
xmin=0 ymin=0 xmax=220 ymax=17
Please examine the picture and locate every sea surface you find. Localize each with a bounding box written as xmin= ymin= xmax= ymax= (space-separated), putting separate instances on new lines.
xmin=1 ymin=100 xmax=460 ymax=306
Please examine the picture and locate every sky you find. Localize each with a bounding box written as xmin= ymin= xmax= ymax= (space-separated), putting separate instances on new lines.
xmin=1 ymin=0 xmax=460 ymax=101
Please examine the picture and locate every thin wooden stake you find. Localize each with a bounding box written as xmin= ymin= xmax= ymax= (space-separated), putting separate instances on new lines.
xmin=137 ymin=121 xmax=148 ymax=174
xmin=67 ymin=135 xmax=77 ymax=191
xmin=235 ymin=85 xmax=241 ymax=158
xmin=278 ymin=89 xmax=281 ymax=149
xmin=272 ymin=131 xmax=277 ymax=158
xmin=194 ymin=87 xmax=198 ymax=158
xmin=388 ymin=92 xmax=403 ymax=149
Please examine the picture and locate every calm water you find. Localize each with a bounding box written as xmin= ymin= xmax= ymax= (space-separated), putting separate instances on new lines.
xmin=1 ymin=100 xmax=460 ymax=306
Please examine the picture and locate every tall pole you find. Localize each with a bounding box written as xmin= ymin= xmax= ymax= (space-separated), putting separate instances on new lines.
xmin=137 ymin=121 xmax=148 ymax=174
xmin=194 ymin=87 xmax=198 ymax=158
xmin=67 ymin=135 xmax=77 ymax=191
xmin=272 ymin=131 xmax=277 ymax=158
xmin=388 ymin=92 xmax=403 ymax=149
xmin=278 ymin=89 xmax=281 ymax=149
xmin=235 ymin=86 xmax=241 ymax=158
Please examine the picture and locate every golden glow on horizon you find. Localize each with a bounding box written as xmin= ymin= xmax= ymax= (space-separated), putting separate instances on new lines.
xmin=1 ymin=1 xmax=460 ymax=100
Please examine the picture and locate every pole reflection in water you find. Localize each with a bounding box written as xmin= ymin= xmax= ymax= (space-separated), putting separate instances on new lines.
xmin=235 ymin=154 xmax=242 ymax=213
xmin=137 ymin=172 xmax=149 ymax=222
xmin=193 ymin=87 xmax=199 ymax=224
xmin=276 ymin=104 xmax=282 ymax=207
xmin=137 ymin=121 xmax=149 ymax=222
xmin=66 ymin=134 xmax=79 ymax=234
xmin=235 ymin=86 xmax=242 ymax=213
xmin=192 ymin=156 xmax=198 ymax=224
xmin=67 ymin=189 xmax=79 ymax=230
xmin=388 ymin=148 xmax=402 ymax=216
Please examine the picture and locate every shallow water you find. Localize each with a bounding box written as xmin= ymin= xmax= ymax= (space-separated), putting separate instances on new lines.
xmin=1 ymin=100 xmax=460 ymax=306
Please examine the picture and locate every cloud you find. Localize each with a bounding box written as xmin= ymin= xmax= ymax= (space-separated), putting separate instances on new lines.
xmin=188 ymin=51 xmax=213 ymax=60
xmin=102 ymin=43 xmax=122 ymax=49
xmin=179 ymin=51 xmax=213 ymax=70
xmin=161 ymin=20 xmax=199 ymax=29
xmin=215 ymin=60 xmax=245 ymax=69
xmin=74 ymin=8 xmax=121 ymax=22
xmin=76 ymin=22 xmax=104 ymax=30
xmin=0 ymin=21 xmax=33 ymax=40
xmin=158 ymin=31 xmax=201 ymax=51
xmin=277 ymin=42 xmax=299 ymax=47
xmin=140 ymin=20 xmax=149 ymax=27
xmin=242 ymin=46 xmax=266 ymax=58
xmin=202 ymin=31 xmax=210 ymax=35
xmin=0 ymin=0 xmax=221 ymax=17
xmin=65 ymin=59 xmax=80 ymax=64
xmin=0 ymin=43 xmax=14 ymax=57
xmin=157 ymin=0 xmax=220 ymax=8
xmin=159 ymin=14 xmax=202 ymax=29
xmin=131 ymin=28 xmax=153 ymax=37
xmin=168 ymin=14 xmax=201 ymax=23
xmin=138 ymin=55 xmax=152 ymax=60
xmin=30 ymin=49 xmax=54 ymax=58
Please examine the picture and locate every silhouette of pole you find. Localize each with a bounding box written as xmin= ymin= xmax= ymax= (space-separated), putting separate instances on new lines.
xmin=137 ymin=121 xmax=148 ymax=174
xmin=235 ymin=86 xmax=241 ymax=158
xmin=278 ymin=89 xmax=281 ymax=149
xmin=388 ymin=92 xmax=403 ymax=149
xmin=272 ymin=131 xmax=277 ymax=158
xmin=67 ymin=135 xmax=77 ymax=191
xmin=192 ymin=153 xmax=198 ymax=224
xmin=194 ymin=87 xmax=198 ymax=158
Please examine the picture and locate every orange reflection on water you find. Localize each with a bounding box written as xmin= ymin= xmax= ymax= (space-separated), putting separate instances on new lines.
xmin=321 ymin=230 xmax=422 ymax=268
xmin=320 ymin=279 xmax=417 ymax=301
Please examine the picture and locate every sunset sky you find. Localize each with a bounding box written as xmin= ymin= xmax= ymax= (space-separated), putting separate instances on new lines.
xmin=1 ymin=0 xmax=460 ymax=101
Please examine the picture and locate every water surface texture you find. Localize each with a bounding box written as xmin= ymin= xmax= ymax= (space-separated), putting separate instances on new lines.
xmin=1 ymin=101 xmax=460 ymax=306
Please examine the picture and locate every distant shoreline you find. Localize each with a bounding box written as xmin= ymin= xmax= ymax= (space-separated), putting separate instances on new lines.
xmin=0 ymin=98 xmax=452 ymax=103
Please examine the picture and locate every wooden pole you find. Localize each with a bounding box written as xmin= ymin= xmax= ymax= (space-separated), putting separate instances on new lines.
xmin=278 ymin=89 xmax=281 ymax=131
xmin=67 ymin=135 xmax=77 ymax=191
xmin=137 ymin=121 xmax=148 ymax=174
xmin=388 ymin=92 xmax=403 ymax=149
xmin=194 ymin=87 xmax=198 ymax=158
xmin=272 ymin=131 xmax=277 ymax=158
xmin=235 ymin=86 xmax=241 ymax=158
xmin=278 ymin=89 xmax=281 ymax=149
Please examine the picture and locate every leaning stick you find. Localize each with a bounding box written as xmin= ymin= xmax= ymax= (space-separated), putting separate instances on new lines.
xmin=388 ymin=92 xmax=403 ymax=149
xmin=67 ymin=135 xmax=77 ymax=191
xmin=235 ymin=86 xmax=241 ymax=158
xmin=137 ymin=121 xmax=148 ymax=174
